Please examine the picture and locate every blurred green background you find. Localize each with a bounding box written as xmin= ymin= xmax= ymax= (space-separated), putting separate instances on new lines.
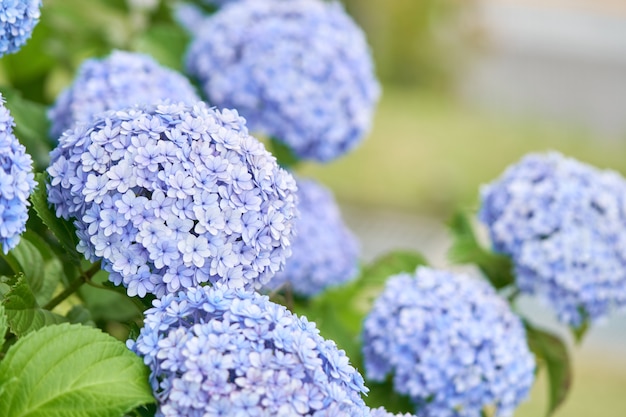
xmin=1 ymin=0 xmax=625 ymax=416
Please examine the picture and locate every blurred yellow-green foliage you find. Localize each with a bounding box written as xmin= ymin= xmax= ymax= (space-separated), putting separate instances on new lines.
xmin=343 ymin=0 xmax=472 ymax=87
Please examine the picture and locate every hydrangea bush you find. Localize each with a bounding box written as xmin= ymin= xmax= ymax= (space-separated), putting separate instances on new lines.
xmin=362 ymin=267 xmax=535 ymax=416
xmin=47 ymin=102 xmax=298 ymax=297
xmin=48 ymin=50 xmax=200 ymax=138
xmin=0 ymin=93 xmax=35 ymax=253
xmin=0 ymin=1 xmax=614 ymax=417
xmin=185 ymin=0 xmax=380 ymax=162
xmin=480 ymin=152 xmax=626 ymax=328
xmin=130 ymin=286 xmax=369 ymax=416
xmin=0 ymin=0 xmax=41 ymax=56
xmin=268 ymin=177 xmax=359 ymax=296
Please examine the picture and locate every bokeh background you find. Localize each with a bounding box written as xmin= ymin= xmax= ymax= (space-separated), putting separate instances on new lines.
xmin=1 ymin=0 xmax=624 ymax=415
xmin=308 ymin=2 xmax=626 ymax=416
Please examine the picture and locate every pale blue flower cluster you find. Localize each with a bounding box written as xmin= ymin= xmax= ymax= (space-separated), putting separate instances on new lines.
xmin=48 ymin=50 xmax=200 ymax=138
xmin=268 ymin=177 xmax=359 ymax=296
xmin=0 ymin=0 xmax=41 ymax=56
xmin=185 ymin=0 xmax=380 ymax=162
xmin=480 ymin=152 xmax=626 ymax=327
xmin=47 ymin=102 xmax=298 ymax=297
xmin=0 ymin=95 xmax=35 ymax=254
xmin=130 ymin=286 xmax=370 ymax=417
xmin=370 ymin=408 xmax=417 ymax=417
xmin=362 ymin=267 xmax=534 ymax=417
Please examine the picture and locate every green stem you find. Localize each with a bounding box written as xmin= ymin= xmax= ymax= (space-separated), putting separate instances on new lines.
xmin=44 ymin=260 xmax=102 ymax=311
xmin=507 ymin=288 xmax=521 ymax=303
xmin=284 ymin=283 xmax=294 ymax=312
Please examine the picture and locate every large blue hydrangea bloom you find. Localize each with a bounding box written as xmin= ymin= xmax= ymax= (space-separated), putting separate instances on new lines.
xmin=185 ymin=0 xmax=380 ymax=162
xmin=362 ymin=267 xmax=534 ymax=417
xmin=268 ymin=177 xmax=359 ymax=296
xmin=48 ymin=50 xmax=200 ymax=138
xmin=0 ymin=0 xmax=41 ymax=57
xmin=130 ymin=286 xmax=370 ymax=417
xmin=0 ymin=94 xmax=35 ymax=254
xmin=480 ymin=152 xmax=626 ymax=327
xmin=47 ymin=102 xmax=297 ymax=297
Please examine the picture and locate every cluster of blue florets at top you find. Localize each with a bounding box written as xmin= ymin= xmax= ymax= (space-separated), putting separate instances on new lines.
xmin=47 ymin=102 xmax=298 ymax=298
xmin=0 ymin=0 xmax=41 ymax=57
xmin=185 ymin=0 xmax=380 ymax=162
xmin=48 ymin=50 xmax=200 ymax=138
xmin=480 ymin=152 xmax=626 ymax=328
xmin=362 ymin=267 xmax=535 ymax=417
xmin=0 ymin=94 xmax=35 ymax=254
xmin=268 ymin=177 xmax=359 ymax=296
xmin=129 ymin=286 xmax=370 ymax=417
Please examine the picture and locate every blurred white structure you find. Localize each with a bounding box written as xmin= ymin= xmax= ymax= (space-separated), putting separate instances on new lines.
xmin=461 ymin=0 xmax=626 ymax=136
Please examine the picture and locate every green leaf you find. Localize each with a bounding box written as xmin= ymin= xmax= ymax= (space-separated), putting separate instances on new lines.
xmin=21 ymin=231 xmax=65 ymax=305
xmin=31 ymin=173 xmax=82 ymax=265
xmin=3 ymin=237 xmax=45 ymax=297
xmin=39 ymin=257 xmax=64 ymax=306
xmin=0 ymin=323 xmax=155 ymax=417
xmin=128 ymin=403 xmax=157 ymax=417
xmin=360 ymin=250 xmax=428 ymax=286
xmin=132 ymin=23 xmax=191 ymax=71
xmin=364 ymin=376 xmax=415 ymax=414
xmin=79 ymin=269 xmax=144 ymax=322
xmin=1 ymin=234 xmax=65 ymax=306
xmin=570 ymin=307 xmax=590 ymax=344
xmin=2 ymin=274 xmax=66 ymax=337
xmin=0 ymin=24 xmax=56 ymax=85
xmin=268 ymin=137 xmax=301 ymax=170
xmin=0 ymin=304 xmax=7 ymax=351
xmin=66 ymin=305 xmax=95 ymax=327
xmin=295 ymin=250 xmax=428 ymax=362
xmin=0 ymin=276 xmax=11 ymax=298
xmin=447 ymin=211 xmax=515 ymax=289
xmin=0 ymin=86 xmax=52 ymax=170
xmin=525 ymin=321 xmax=572 ymax=416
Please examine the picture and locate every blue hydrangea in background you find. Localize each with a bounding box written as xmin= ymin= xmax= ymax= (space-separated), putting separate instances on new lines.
xmin=48 ymin=50 xmax=200 ymax=138
xmin=130 ymin=286 xmax=370 ymax=416
xmin=480 ymin=152 xmax=626 ymax=328
xmin=47 ymin=102 xmax=297 ymax=297
xmin=0 ymin=0 xmax=41 ymax=57
xmin=362 ymin=267 xmax=535 ymax=417
xmin=268 ymin=177 xmax=359 ymax=296
xmin=185 ymin=0 xmax=380 ymax=162
xmin=0 ymin=94 xmax=35 ymax=254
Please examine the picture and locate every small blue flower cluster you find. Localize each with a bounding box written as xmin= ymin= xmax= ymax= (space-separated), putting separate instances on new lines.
xmin=47 ymin=102 xmax=298 ymax=297
xmin=130 ymin=286 xmax=370 ymax=417
xmin=370 ymin=408 xmax=417 ymax=417
xmin=480 ymin=152 xmax=626 ymax=327
xmin=185 ymin=0 xmax=380 ymax=162
xmin=362 ymin=267 xmax=534 ymax=417
xmin=0 ymin=95 xmax=35 ymax=254
xmin=269 ymin=177 xmax=359 ymax=296
xmin=0 ymin=0 xmax=41 ymax=56
xmin=48 ymin=50 xmax=200 ymax=138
